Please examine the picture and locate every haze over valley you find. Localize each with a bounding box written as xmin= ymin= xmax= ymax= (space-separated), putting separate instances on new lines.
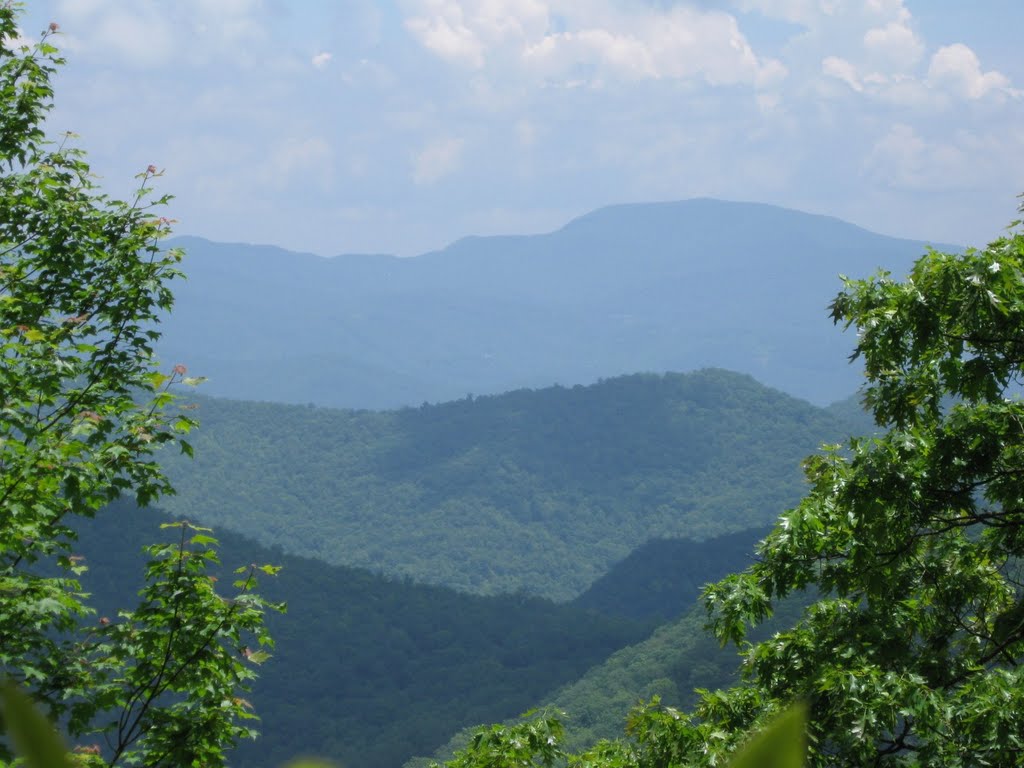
xmin=117 ymin=202 xmax=890 ymax=765
xmin=159 ymin=199 xmax=945 ymax=410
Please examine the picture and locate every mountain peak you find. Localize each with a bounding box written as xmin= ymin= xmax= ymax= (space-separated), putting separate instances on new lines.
xmin=157 ymin=199 xmax=942 ymax=408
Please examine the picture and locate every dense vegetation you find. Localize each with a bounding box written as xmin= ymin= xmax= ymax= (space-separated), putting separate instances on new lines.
xmin=7 ymin=5 xmax=1024 ymax=767
xmin=65 ymin=519 xmax=798 ymax=767
xmin=67 ymin=501 xmax=657 ymax=768
xmin=0 ymin=22 xmax=866 ymax=759
xmin=410 ymin=594 xmax=804 ymax=768
xmin=0 ymin=11 xmax=277 ymax=764
xmin=571 ymin=528 xmax=769 ymax=622
xmin=159 ymin=370 xmax=872 ymax=599
xmin=695 ymin=222 xmax=1024 ymax=765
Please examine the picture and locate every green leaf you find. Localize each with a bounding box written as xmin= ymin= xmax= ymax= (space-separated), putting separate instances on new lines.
xmin=0 ymin=681 xmax=73 ymax=768
xmin=727 ymin=704 xmax=806 ymax=768
xmin=144 ymin=371 xmax=170 ymax=390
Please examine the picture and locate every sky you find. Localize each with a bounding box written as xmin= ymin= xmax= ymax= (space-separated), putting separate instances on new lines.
xmin=14 ymin=0 xmax=1024 ymax=257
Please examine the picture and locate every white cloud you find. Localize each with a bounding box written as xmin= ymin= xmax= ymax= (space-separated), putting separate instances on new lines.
xmin=52 ymin=0 xmax=265 ymax=66
xmin=412 ymin=137 xmax=464 ymax=184
xmin=191 ymin=0 xmax=264 ymax=43
xmin=462 ymin=0 xmax=549 ymax=45
xmin=927 ymin=44 xmax=1017 ymax=100
xmin=866 ymin=123 xmax=927 ymax=187
xmin=404 ymin=1 xmax=486 ymax=68
xmin=515 ymin=119 xmax=537 ymax=147
xmin=757 ymin=91 xmax=782 ymax=112
xmin=863 ymin=18 xmax=923 ymax=71
xmin=91 ymin=7 xmax=175 ymax=66
xmin=522 ymin=28 xmax=656 ymax=81
xmin=267 ymin=137 xmax=334 ymax=187
xmin=864 ymin=123 xmax=996 ymax=191
xmin=806 ymin=5 xmax=1017 ymax=110
xmin=17 ymin=0 xmax=1024 ymax=258
xmin=312 ymin=51 xmax=333 ymax=69
xmin=735 ymin=0 xmax=841 ymax=26
xmin=822 ymin=56 xmax=862 ymax=92
xmin=756 ymin=59 xmax=789 ymax=89
xmin=863 ymin=0 xmax=907 ymax=16
xmin=863 ymin=73 xmax=936 ymax=108
xmin=821 ymin=53 xmax=936 ymax=108
xmin=404 ymin=1 xmax=786 ymax=89
xmin=3 ymin=26 xmax=34 ymax=50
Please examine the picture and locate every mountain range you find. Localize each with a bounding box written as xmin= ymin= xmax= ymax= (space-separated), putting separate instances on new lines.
xmin=157 ymin=369 xmax=873 ymax=599
xmin=73 ymin=199 xmax=920 ymax=766
xmin=158 ymin=199 xmax=949 ymax=409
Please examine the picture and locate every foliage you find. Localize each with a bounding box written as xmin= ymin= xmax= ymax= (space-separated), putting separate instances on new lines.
xmin=572 ymin=528 xmax=769 ymax=623
xmin=439 ymin=711 xmax=566 ymax=768
xmin=1 ymin=680 xmax=74 ymax=768
xmin=414 ymin=593 xmax=809 ymax=768
xmin=689 ymin=210 xmax=1024 ymax=765
xmin=159 ymin=370 xmax=871 ymax=599
xmin=68 ymin=522 xmax=279 ymax=765
xmin=431 ymin=704 xmax=807 ymax=768
xmin=1 ymin=692 xmax=808 ymax=768
xmin=723 ymin=703 xmax=806 ymax=768
xmin=73 ymin=500 xmax=650 ymax=768
xmin=0 ymin=7 xmax=278 ymax=765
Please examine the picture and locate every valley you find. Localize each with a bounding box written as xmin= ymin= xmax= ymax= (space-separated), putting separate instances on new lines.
xmin=81 ymin=365 xmax=873 ymax=766
xmin=120 ymin=202 xmax=895 ymax=766
xmin=5 ymin=8 xmax=1021 ymax=765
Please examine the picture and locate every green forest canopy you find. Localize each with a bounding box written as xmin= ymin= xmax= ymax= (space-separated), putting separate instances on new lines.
xmin=158 ymin=370 xmax=872 ymax=600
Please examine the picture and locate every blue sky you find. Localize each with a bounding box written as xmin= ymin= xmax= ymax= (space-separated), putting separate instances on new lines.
xmin=16 ymin=1 xmax=1024 ymax=256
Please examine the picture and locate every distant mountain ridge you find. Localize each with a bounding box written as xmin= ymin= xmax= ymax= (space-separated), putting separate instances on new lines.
xmin=159 ymin=199 xmax=949 ymax=408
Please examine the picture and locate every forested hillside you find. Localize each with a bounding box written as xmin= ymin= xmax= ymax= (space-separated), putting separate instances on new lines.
xmin=7 ymin=6 xmax=1022 ymax=768
xmin=571 ymin=527 xmax=769 ymax=622
xmin=411 ymin=594 xmax=808 ymax=768
xmin=159 ymin=200 xmax=939 ymax=410
xmin=159 ymin=369 xmax=873 ymax=599
xmin=72 ymin=501 xmax=651 ymax=768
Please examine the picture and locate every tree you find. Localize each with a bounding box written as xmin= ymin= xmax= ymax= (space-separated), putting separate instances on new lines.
xmin=0 ymin=7 xmax=279 ymax=765
xmin=432 ymin=704 xmax=808 ymax=768
xmin=691 ymin=205 xmax=1024 ymax=766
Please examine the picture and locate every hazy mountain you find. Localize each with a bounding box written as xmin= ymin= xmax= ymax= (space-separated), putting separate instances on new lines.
xmin=158 ymin=369 xmax=873 ymax=600
xmin=159 ymin=199 xmax=945 ymax=409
